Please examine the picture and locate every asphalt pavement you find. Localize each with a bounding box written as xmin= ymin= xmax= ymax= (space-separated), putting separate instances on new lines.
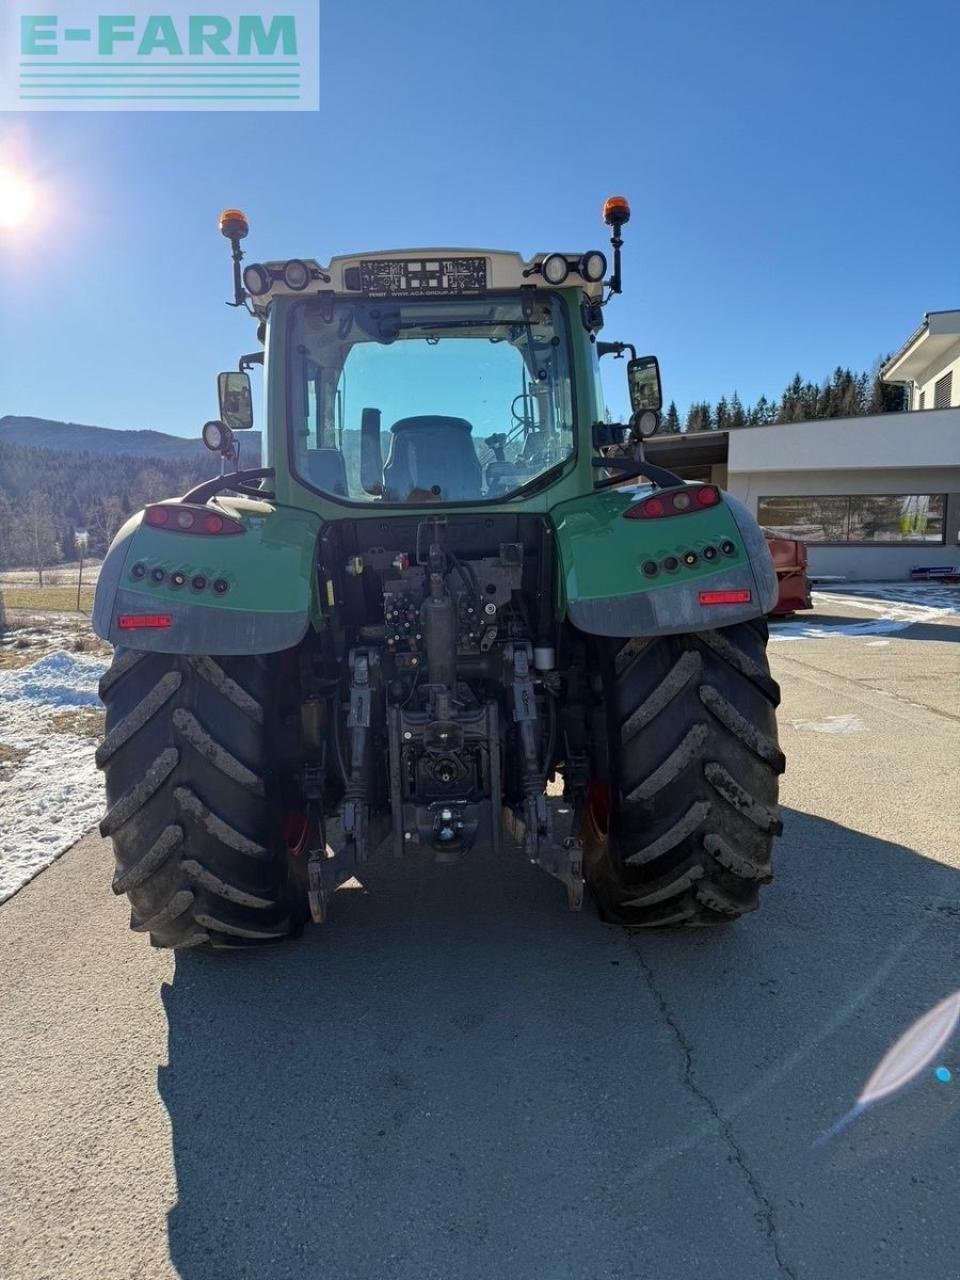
xmin=2 ymin=590 xmax=959 ymax=1280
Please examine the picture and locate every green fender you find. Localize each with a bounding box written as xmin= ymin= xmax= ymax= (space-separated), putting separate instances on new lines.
xmin=92 ymin=497 xmax=322 ymax=654
xmin=550 ymin=486 xmax=777 ymax=637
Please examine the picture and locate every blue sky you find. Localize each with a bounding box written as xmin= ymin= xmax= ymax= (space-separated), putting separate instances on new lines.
xmin=1 ymin=0 xmax=959 ymax=436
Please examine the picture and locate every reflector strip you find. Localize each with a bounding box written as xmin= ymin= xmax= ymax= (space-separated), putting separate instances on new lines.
xmin=699 ymin=590 xmax=751 ymax=606
xmin=118 ymin=614 xmax=174 ymax=630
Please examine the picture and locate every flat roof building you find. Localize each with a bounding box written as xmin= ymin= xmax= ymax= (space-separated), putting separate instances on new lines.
xmin=645 ymin=313 xmax=960 ymax=581
xmin=882 ymin=310 xmax=960 ymax=412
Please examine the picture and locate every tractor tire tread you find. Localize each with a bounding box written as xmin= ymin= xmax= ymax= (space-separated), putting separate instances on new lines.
xmin=98 ymin=650 xmax=295 ymax=951
xmin=624 ymin=800 xmax=712 ymax=866
xmin=698 ymin=684 xmax=786 ymax=772
xmin=99 ymin=747 xmax=179 ymax=837
xmin=171 ymin=708 xmax=266 ymax=794
xmin=95 ymin=670 xmax=182 ymax=767
xmin=97 ymin=648 xmax=146 ymax=698
xmin=696 ymin=626 xmax=781 ymax=705
xmin=181 ymin=858 xmax=277 ymax=908
xmin=130 ymin=889 xmax=195 ymax=933
xmin=186 ymin=656 xmax=264 ymax=724
xmin=586 ymin=621 xmax=782 ymax=928
xmin=173 ymin=786 xmax=271 ymax=859
xmin=620 ymin=650 xmax=701 ymax=740
xmin=111 ymin=823 xmax=183 ymax=895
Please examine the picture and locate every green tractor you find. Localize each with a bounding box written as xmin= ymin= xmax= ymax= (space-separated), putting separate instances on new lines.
xmin=92 ymin=198 xmax=783 ymax=950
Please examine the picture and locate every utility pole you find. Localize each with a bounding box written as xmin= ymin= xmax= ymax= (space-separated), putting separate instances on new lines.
xmin=75 ymin=529 xmax=89 ymax=612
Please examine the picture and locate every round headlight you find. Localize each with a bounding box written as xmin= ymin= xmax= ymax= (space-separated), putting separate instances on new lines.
xmin=242 ymin=263 xmax=272 ymax=297
xmin=202 ymin=420 xmax=229 ymax=452
xmin=540 ymin=254 xmax=570 ymax=286
xmin=636 ymin=409 xmax=660 ymax=438
xmin=578 ymin=250 xmax=607 ymax=283
xmin=283 ymin=258 xmax=312 ymax=291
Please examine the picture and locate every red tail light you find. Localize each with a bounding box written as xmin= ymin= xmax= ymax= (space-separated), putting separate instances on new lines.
xmin=144 ymin=504 xmax=244 ymax=535
xmin=624 ymin=485 xmax=720 ymax=519
xmin=118 ymin=614 xmax=174 ymax=630
xmin=699 ymin=590 xmax=751 ymax=606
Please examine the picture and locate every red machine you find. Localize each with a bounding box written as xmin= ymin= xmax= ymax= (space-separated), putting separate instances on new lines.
xmin=764 ymin=533 xmax=812 ymax=616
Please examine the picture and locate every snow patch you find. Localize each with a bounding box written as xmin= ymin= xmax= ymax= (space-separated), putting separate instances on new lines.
xmin=770 ymin=585 xmax=958 ymax=642
xmin=0 ymin=650 xmax=109 ymax=904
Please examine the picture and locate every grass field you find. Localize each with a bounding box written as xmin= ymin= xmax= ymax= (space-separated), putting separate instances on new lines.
xmin=0 ymin=587 xmax=96 ymax=613
xmin=0 ymin=561 xmax=102 ymax=589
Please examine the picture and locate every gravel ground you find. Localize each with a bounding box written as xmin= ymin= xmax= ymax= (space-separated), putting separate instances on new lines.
xmin=1 ymin=591 xmax=959 ymax=1280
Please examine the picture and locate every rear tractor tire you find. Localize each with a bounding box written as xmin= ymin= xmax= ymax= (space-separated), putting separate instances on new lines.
xmin=585 ymin=619 xmax=784 ymax=927
xmin=97 ymin=649 xmax=300 ymax=949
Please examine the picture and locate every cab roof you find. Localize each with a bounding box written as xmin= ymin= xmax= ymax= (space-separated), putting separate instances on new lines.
xmin=243 ymin=247 xmax=608 ymax=314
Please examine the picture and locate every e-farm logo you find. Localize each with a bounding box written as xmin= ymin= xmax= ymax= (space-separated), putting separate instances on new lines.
xmin=1 ymin=1 xmax=318 ymax=111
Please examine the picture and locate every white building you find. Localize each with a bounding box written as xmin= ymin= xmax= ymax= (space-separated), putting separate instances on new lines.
xmin=882 ymin=309 xmax=960 ymax=411
xmin=645 ymin=313 xmax=960 ymax=581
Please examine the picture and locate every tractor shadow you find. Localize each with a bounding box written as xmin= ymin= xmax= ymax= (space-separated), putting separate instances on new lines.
xmin=160 ymin=810 xmax=960 ymax=1280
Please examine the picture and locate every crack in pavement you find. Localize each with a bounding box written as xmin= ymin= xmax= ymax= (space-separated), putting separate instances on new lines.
xmin=627 ymin=936 xmax=799 ymax=1280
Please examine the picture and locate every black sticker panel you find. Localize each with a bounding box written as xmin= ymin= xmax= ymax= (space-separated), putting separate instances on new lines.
xmin=358 ymin=257 xmax=487 ymax=297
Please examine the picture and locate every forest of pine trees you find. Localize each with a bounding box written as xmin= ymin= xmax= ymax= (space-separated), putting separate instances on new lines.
xmin=0 ymin=442 xmax=211 ymax=572
xmin=661 ymin=360 xmax=905 ymax=435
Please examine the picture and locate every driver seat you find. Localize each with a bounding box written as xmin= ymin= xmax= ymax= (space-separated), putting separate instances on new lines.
xmin=382 ymin=416 xmax=482 ymax=501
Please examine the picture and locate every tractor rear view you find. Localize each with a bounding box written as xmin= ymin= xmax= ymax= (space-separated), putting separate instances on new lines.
xmin=92 ymin=199 xmax=783 ymax=949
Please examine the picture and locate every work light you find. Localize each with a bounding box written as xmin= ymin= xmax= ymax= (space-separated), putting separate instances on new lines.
xmin=283 ymin=259 xmax=312 ymax=291
xmin=242 ymin=263 xmax=272 ymax=297
xmin=578 ymin=250 xmax=607 ymax=282
xmin=540 ymin=254 xmax=570 ymax=286
xmin=202 ymin=420 xmax=232 ymax=453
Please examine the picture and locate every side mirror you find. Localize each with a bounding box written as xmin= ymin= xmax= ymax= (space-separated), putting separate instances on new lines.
xmin=218 ymin=371 xmax=254 ymax=430
xmin=360 ymin=407 xmax=384 ymax=496
xmin=627 ymin=355 xmax=662 ymax=414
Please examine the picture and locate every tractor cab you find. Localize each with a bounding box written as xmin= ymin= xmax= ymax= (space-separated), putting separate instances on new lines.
xmin=208 ymin=202 xmax=665 ymax=514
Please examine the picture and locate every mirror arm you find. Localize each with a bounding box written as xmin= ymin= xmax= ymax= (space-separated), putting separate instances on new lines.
xmin=596 ymin=341 xmax=637 ymax=361
xmin=239 ymin=352 xmax=264 ymax=372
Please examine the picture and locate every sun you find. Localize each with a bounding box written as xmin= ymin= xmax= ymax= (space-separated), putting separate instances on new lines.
xmin=0 ymin=167 xmax=37 ymax=231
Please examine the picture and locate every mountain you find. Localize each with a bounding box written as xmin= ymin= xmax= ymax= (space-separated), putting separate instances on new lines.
xmin=0 ymin=417 xmax=266 ymax=565
xmin=0 ymin=416 xmax=262 ymax=459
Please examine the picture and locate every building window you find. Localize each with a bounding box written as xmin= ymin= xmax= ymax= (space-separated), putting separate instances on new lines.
xmin=933 ymin=371 xmax=953 ymax=409
xmin=758 ymin=494 xmax=946 ymax=544
xmin=918 ymin=390 xmax=925 ymax=410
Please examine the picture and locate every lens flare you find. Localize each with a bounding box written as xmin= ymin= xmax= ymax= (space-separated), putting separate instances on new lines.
xmin=858 ymin=989 xmax=960 ymax=1107
xmin=817 ymin=989 xmax=960 ymax=1144
xmin=0 ymin=168 xmax=36 ymax=231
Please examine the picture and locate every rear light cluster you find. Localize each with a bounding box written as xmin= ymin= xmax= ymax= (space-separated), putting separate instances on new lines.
xmin=144 ymin=504 xmax=244 ymax=536
xmin=624 ymin=484 xmax=720 ymax=520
